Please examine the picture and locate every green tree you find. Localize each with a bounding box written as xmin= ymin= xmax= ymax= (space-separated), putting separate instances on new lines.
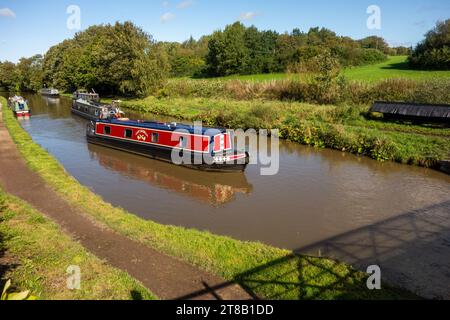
xmin=206 ymin=22 xmax=249 ymax=76
xmin=359 ymin=36 xmax=390 ymax=54
xmin=41 ymin=21 xmax=169 ymax=96
xmin=409 ymin=19 xmax=450 ymax=70
xmin=0 ymin=61 xmax=18 ymax=90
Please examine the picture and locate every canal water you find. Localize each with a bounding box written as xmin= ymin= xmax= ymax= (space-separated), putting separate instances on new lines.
xmin=4 ymin=94 xmax=450 ymax=252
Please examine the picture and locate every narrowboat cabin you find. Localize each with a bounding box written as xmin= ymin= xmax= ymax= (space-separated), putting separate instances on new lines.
xmin=86 ymin=119 xmax=249 ymax=172
xmin=8 ymin=96 xmax=31 ymax=119
xmin=72 ymin=90 xmax=124 ymax=120
xmin=40 ymin=88 xmax=60 ymax=97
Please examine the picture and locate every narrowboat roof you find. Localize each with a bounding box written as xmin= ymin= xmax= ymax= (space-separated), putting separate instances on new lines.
xmin=97 ymin=118 xmax=226 ymax=136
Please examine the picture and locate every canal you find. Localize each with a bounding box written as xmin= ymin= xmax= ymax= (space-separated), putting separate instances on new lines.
xmin=4 ymin=94 xmax=450 ymax=254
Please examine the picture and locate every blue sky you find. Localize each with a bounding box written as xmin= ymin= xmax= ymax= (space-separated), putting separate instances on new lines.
xmin=1 ymin=0 xmax=449 ymax=62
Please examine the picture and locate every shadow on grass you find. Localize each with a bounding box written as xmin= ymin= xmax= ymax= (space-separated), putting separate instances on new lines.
xmin=0 ymin=232 xmax=19 ymax=292
xmin=175 ymin=201 xmax=450 ymax=300
xmin=380 ymin=61 xmax=412 ymax=71
xmin=130 ymin=289 xmax=144 ymax=300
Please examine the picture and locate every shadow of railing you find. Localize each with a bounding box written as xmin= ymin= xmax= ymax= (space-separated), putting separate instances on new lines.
xmin=297 ymin=200 xmax=450 ymax=299
xmin=174 ymin=201 xmax=450 ymax=300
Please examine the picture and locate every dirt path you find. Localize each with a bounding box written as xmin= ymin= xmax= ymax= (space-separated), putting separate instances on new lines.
xmin=0 ymin=103 xmax=251 ymax=300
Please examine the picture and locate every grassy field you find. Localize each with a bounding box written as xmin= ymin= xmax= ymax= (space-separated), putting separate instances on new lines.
xmin=0 ymin=96 xmax=418 ymax=300
xmin=0 ymin=189 xmax=156 ymax=300
xmin=179 ymin=56 xmax=450 ymax=83
xmin=343 ymin=56 xmax=450 ymax=82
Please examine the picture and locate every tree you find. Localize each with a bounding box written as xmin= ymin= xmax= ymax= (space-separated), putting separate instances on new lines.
xmin=206 ymin=22 xmax=249 ymax=76
xmin=0 ymin=61 xmax=18 ymax=90
xmin=359 ymin=36 xmax=390 ymax=54
xmin=40 ymin=21 xmax=170 ymax=96
xmin=409 ymin=19 xmax=450 ymax=70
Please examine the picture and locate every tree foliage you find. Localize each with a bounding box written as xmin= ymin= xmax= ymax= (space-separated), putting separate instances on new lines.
xmin=201 ymin=23 xmax=388 ymax=77
xmin=409 ymin=19 xmax=450 ymax=70
xmin=42 ymin=22 xmax=170 ymax=96
xmin=0 ymin=20 xmax=409 ymax=95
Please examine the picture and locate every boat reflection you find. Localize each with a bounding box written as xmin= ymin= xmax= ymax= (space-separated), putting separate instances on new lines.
xmin=42 ymin=96 xmax=60 ymax=106
xmin=87 ymin=143 xmax=253 ymax=206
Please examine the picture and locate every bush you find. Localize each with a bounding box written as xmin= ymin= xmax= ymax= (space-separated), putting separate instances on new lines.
xmin=408 ymin=19 xmax=450 ymax=70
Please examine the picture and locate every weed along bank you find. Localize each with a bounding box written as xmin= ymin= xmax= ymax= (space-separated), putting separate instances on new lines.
xmin=1 ymin=1 xmax=450 ymax=315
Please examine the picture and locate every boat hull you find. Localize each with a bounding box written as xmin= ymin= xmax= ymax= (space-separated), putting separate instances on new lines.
xmin=41 ymin=93 xmax=60 ymax=98
xmin=71 ymin=107 xmax=98 ymax=121
xmin=14 ymin=110 xmax=30 ymax=119
xmin=87 ymin=134 xmax=248 ymax=172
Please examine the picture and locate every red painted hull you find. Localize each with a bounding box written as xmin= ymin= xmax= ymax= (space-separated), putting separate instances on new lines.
xmin=14 ymin=111 xmax=30 ymax=118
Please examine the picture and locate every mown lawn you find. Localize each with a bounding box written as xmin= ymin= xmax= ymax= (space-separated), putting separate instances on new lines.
xmin=0 ymin=96 xmax=419 ymax=300
xmin=343 ymin=56 xmax=450 ymax=82
xmin=177 ymin=56 xmax=450 ymax=83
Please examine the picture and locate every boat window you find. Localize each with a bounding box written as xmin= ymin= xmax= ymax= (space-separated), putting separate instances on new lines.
xmin=104 ymin=126 xmax=111 ymax=135
xmin=179 ymin=136 xmax=187 ymax=148
xmin=124 ymin=129 xmax=133 ymax=139
xmin=151 ymin=132 xmax=159 ymax=143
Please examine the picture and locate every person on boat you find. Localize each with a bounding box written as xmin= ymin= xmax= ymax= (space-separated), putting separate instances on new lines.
xmin=100 ymin=108 xmax=109 ymax=120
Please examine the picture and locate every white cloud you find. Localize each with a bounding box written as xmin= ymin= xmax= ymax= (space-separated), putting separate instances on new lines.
xmin=0 ymin=8 xmax=16 ymax=18
xmin=162 ymin=1 xmax=169 ymax=7
xmin=176 ymin=0 xmax=194 ymax=9
xmin=160 ymin=12 xmax=175 ymax=23
xmin=238 ymin=11 xmax=259 ymax=21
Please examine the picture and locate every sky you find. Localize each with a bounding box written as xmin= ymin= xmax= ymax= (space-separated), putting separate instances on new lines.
xmin=0 ymin=0 xmax=449 ymax=62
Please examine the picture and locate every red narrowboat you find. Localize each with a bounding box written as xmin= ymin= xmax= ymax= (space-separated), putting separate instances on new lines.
xmin=86 ymin=119 xmax=249 ymax=172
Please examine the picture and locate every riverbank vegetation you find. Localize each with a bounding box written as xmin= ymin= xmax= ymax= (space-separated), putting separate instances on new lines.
xmin=157 ymin=73 xmax=450 ymax=105
xmin=0 ymin=97 xmax=417 ymax=300
xmin=0 ymin=189 xmax=156 ymax=300
xmin=112 ymin=96 xmax=449 ymax=167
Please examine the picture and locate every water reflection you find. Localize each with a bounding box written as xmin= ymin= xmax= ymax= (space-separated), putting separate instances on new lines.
xmin=87 ymin=143 xmax=252 ymax=206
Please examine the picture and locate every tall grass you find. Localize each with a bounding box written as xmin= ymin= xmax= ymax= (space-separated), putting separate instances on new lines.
xmin=161 ymin=77 xmax=450 ymax=105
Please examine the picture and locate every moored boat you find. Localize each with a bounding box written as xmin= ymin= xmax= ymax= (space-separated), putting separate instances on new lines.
xmin=86 ymin=118 xmax=249 ymax=172
xmin=8 ymin=96 xmax=31 ymax=118
xmin=40 ymin=88 xmax=60 ymax=97
xmin=72 ymin=90 xmax=124 ymax=120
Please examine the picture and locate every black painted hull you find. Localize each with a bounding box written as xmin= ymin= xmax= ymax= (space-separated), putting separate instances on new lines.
xmin=86 ymin=134 xmax=248 ymax=172
xmin=41 ymin=93 xmax=60 ymax=98
xmin=71 ymin=107 xmax=98 ymax=121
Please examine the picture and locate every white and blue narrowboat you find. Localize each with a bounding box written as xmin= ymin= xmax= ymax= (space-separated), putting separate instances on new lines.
xmin=8 ymin=96 xmax=31 ymax=118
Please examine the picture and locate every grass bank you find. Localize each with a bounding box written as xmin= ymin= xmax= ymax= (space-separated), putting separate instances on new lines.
xmin=116 ymin=96 xmax=450 ymax=168
xmin=0 ymin=96 xmax=417 ymax=299
xmin=0 ymin=189 xmax=155 ymax=300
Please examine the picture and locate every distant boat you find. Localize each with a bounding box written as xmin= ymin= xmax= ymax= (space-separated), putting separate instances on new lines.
xmin=40 ymin=88 xmax=60 ymax=97
xmin=8 ymin=96 xmax=31 ymax=119
xmin=71 ymin=89 xmax=124 ymax=121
